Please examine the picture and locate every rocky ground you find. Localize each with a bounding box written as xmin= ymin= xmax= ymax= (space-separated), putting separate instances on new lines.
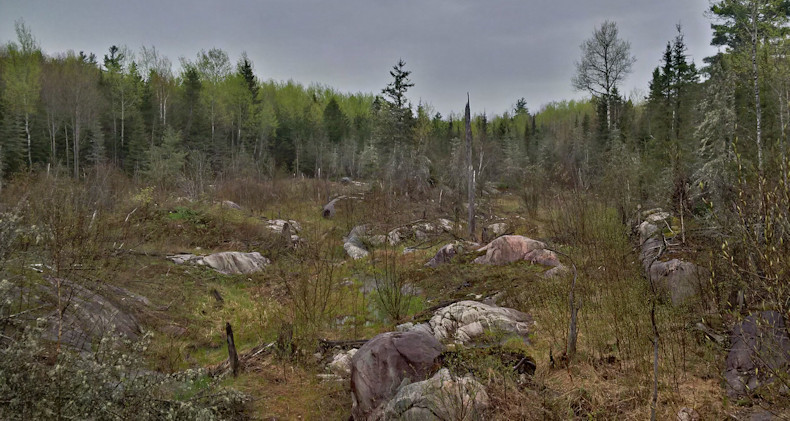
xmin=1 ymin=177 xmax=788 ymax=420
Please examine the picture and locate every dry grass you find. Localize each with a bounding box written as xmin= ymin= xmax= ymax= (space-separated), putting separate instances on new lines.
xmin=0 ymin=172 xmax=745 ymax=419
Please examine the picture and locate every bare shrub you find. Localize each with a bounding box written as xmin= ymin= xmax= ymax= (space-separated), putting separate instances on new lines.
xmin=276 ymin=234 xmax=342 ymax=354
xmin=370 ymin=248 xmax=413 ymax=322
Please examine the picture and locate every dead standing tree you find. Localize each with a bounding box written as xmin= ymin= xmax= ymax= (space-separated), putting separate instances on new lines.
xmin=226 ymin=322 xmax=239 ymax=377
xmin=465 ymin=94 xmax=476 ymax=240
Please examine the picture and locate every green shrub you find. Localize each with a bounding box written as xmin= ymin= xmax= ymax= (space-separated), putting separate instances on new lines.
xmin=0 ymin=325 xmax=249 ymax=420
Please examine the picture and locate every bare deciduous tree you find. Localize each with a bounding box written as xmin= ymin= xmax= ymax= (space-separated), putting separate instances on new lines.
xmin=572 ymin=20 xmax=635 ymax=130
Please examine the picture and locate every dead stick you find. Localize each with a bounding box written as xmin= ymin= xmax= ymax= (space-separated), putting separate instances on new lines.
xmin=226 ymin=322 xmax=239 ymax=377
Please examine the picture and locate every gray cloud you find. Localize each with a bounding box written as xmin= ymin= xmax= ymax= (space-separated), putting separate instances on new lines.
xmin=0 ymin=0 xmax=719 ymax=116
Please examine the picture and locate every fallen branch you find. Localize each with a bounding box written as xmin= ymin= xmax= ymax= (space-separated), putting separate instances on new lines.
xmin=318 ymin=338 xmax=369 ymax=351
xmin=210 ymin=340 xmax=276 ymax=378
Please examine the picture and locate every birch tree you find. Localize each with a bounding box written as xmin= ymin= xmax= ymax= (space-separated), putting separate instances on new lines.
xmin=1 ymin=20 xmax=41 ymax=170
xmin=572 ymin=21 xmax=635 ymax=132
xmin=710 ymin=0 xmax=790 ymax=175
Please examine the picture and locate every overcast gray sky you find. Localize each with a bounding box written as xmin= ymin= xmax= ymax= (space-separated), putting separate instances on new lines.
xmin=0 ymin=0 xmax=720 ymax=116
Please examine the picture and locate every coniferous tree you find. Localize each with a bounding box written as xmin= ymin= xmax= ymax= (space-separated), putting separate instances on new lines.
xmin=710 ymin=0 xmax=790 ymax=174
xmin=1 ymin=20 xmax=41 ymax=170
xmin=323 ymin=97 xmax=348 ymax=145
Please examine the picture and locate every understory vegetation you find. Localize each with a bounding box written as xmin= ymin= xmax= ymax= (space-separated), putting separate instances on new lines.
xmin=2 ymin=2 xmax=790 ymax=420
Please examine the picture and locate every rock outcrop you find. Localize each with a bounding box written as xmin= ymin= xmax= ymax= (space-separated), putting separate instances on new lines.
xmin=425 ymin=243 xmax=459 ymax=268
xmin=724 ymin=311 xmax=790 ymax=398
xmin=344 ymin=225 xmax=370 ymax=260
xmin=168 ymin=251 xmax=270 ymax=274
xmin=637 ymin=209 xmax=709 ymax=305
xmin=322 ymin=197 xmax=344 ymax=218
xmin=429 ymin=300 xmax=533 ymax=345
xmin=381 ymin=368 xmax=489 ymax=421
xmin=348 ymin=301 xmax=533 ymax=419
xmin=647 ymin=259 xmax=707 ymax=305
xmin=38 ymin=277 xmax=146 ymax=351
xmin=265 ymin=218 xmax=301 ymax=233
xmin=544 ymin=264 xmax=571 ymax=279
xmin=350 ymin=331 xmax=444 ymax=420
xmin=328 ymin=348 xmax=358 ymax=378
xmin=220 ymin=200 xmax=242 ymax=210
xmin=473 ymin=235 xmax=560 ymax=267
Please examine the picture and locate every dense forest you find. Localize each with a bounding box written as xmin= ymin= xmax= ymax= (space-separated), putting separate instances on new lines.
xmin=1 ymin=1 xmax=789 ymax=420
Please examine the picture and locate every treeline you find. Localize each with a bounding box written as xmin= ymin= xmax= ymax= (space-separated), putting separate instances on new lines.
xmin=1 ymin=1 xmax=789 ymax=215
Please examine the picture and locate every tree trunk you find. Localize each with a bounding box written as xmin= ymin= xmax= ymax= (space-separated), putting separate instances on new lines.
xmin=64 ymin=124 xmax=70 ymax=173
xmin=120 ymin=97 xmax=125 ymax=166
xmin=73 ymin=117 xmax=80 ymax=178
xmin=780 ymin=85 xmax=788 ymax=187
xmin=606 ymin=93 xmax=611 ymax=130
xmin=25 ymin=112 xmax=32 ymax=169
xmin=752 ymin=7 xmax=763 ymax=175
xmin=49 ymin=117 xmax=57 ymax=162
xmin=465 ymin=94 xmax=475 ymax=240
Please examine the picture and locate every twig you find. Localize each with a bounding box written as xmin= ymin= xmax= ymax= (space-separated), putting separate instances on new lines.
xmin=124 ymin=207 xmax=138 ymax=223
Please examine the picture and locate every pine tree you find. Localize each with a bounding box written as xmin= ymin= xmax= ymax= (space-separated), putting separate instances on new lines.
xmin=323 ymin=97 xmax=348 ymax=145
xmin=382 ymin=59 xmax=414 ymax=110
xmin=236 ymin=53 xmax=259 ymax=103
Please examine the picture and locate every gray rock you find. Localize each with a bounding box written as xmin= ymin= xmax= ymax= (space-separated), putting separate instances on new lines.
xmin=639 ymin=221 xmax=660 ymax=244
xmin=349 ymin=225 xmax=369 ymax=239
xmin=396 ymin=322 xmax=434 ymax=336
xmin=39 ymin=277 xmax=146 ymax=351
xmin=725 ymin=311 xmax=790 ymax=398
xmin=437 ymin=218 xmax=455 ymax=232
xmin=350 ymin=330 xmax=444 ymax=420
xmin=413 ymin=222 xmax=438 ymax=233
xmin=646 ymin=211 xmax=671 ymax=223
xmin=221 ymin=200 xmax=242 ymax=210
xmin=395 ymin=322 xmax=415 ymax=332
xmin=167 ymin=253 xmax=198 ymax=265
xmin=481 ymin=291 xmax=505 ymax=306
xmin=344 ymin=228 xmax=370 ymax=260
xmin=425 ymin=243 xmax=458 ymax=268
xmin=381 ymin=368 xmax=489 ymax=421
xmin=544 ymin=264 xmax=571 ymax=279
xmin=168 ymin=251 xmax=270 ymax=274
xmin=637 ymin=209 xmax=709 ymax=306
xmin=648 ymin=259 xmax=708 ymax=305
xmin=368 ymin=235 xmax=387 ymax=247
xmin=322 ymin=197 xmax=342 ymax=218
xmin=641 ymin=208 xmax=665 ymax=218
xmin=328 ymin=348 xmax=357 ymax=377
xmin=640 ymin=237 xmax=663 ymax=269
xmin=487 ymin=222 xmax=508 ymax=237
xmin=344 ymin=240 xmax=369 ymax=260
xmin=429 ymin=300 xmax=532 ymax=345
xmin=200 ymin=251 xmax=270 ymax=274
xmin=265 ymin=218 xmax=302 ymax=233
